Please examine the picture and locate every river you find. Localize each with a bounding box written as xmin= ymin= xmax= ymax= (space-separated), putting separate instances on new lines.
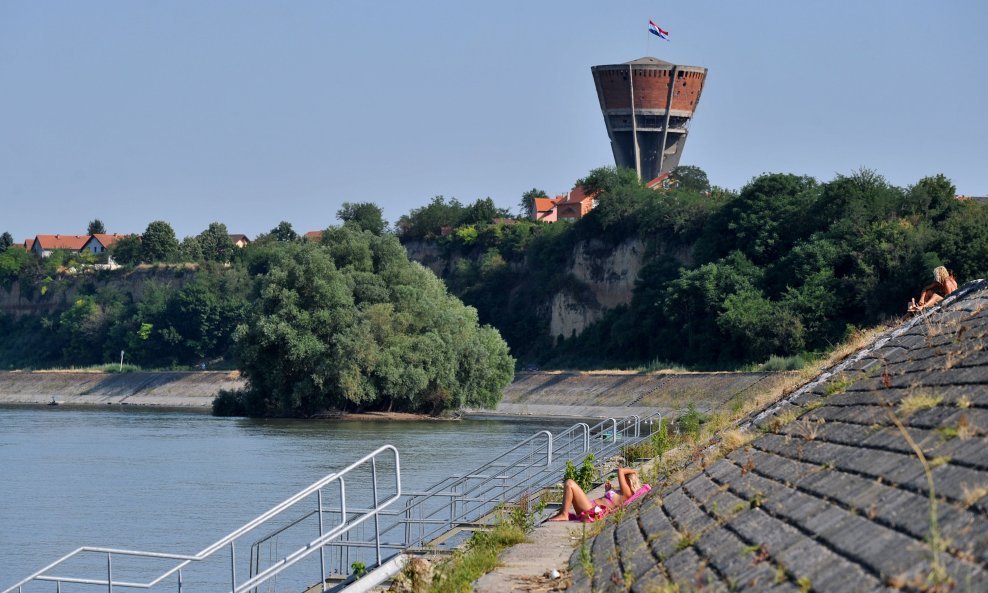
xmin=0 ymin=405 xmax=573 ymax=591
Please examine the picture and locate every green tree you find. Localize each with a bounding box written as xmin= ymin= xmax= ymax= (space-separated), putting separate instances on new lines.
xmin=395 ymin=196 xmax=465 ymax=240
xmin=141 ymin=221 xmax=179 ymax=263
xmin=463 ymin=197 xmax=507 ymax=225
xmin=231 ymin=230 xmax=514 ymax=417
xmin=110 ymin=235 xmax=143 ymax=266
xmin=197 ymin=222 xmax=236 ymax=262
xmin=0 ymin=232 xmax=13 ymax=253
xmin=670 ymin=165 xmax=710 ymax=192
xmin=0 ymin=245 xmax=31 ymax=286
xmin=519 ymin=188 xmax=547 ymax=219
xmin=337 ymin=202 xmax=387 ymax=235
xmin=87 ymin=219 xmax=106 ymax=235
xmin=270 ymin=221 xmax=299 ymax=242
xmin=717 ymin=289 xmax=804 ymax=361
xmin=695 ymin=173 xmax=819 ymax=265
xmin=179 ymin=236 xmax=203 ymax=262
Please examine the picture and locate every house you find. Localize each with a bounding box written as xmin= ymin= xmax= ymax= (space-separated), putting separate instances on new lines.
xmin=229 ymin=234 xmax=250 ymax=248
xmin=23 ymin=239 xmax=34 ymax=251
xmin=554 ymin=185 xmax=599 ymax=221
xmin=957 ymin=195 xmax=988 ymax=203
xmin=304 ymin=231 xmax=324 ymax=242
xmin=530 ymin=185 xmax=601 ymax=223
xmin=81 ymin=233 xmax=129 ymax=255
xmin=533 ymin=197 xmax=559 ymax=223
xmin=30 ymin=235 xmax=90 ymax=258
xmin=645 ymin=172 xmax=673 ymax=190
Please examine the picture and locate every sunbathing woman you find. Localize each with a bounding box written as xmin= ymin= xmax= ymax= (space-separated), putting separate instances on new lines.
xmin=908 ymin=266 xmax=958 ymax=313
xmin=548 ymin=467 xmax=646 ymax=522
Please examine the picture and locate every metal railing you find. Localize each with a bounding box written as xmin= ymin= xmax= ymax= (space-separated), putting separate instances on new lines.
xmin=5 ymin=413 xmax=663 ymax=593
xmin=2 ymin=445 xmax=401 ymax=593
xmin=254 ymin=412 xmax=663 ymax=591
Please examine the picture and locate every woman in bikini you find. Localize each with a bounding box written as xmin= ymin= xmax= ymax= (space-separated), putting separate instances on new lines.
xmin=548 ymin=467 xmax=643 ymax=522
xmin=908 ymin=266 xmax=958 ymax=313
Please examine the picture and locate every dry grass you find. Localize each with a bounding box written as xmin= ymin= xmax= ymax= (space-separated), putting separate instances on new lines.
xmin=960 ymin=484 xmax=988 ymax=508
xmin=899 ymin=393 xmax=943 ymax=416
xmin=636 ymin=324 xmax=892 ymax=493
xmin=719 ymin=429 xmax=755 ymax=453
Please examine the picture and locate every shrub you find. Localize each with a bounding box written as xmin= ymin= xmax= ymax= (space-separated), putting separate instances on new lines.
xmin=212 ymin=388 xmax=247 ymax=416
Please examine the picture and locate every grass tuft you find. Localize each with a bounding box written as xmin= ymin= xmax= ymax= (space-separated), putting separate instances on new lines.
xmin=899 ymin=393 xmax=943 ymax=416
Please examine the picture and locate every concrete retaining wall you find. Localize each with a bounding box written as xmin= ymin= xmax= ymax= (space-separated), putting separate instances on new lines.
xmin=0 ymin=370 xmax=792 ymax=417
xmin=0 ymin=371 xmax=245 ymax=408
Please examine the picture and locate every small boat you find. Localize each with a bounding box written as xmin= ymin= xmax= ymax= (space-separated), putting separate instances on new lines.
xmin=47 ymin=398 xmax=59 ymax=406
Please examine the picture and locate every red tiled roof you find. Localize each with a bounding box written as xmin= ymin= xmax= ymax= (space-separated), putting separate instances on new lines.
xmin=33 ymin=235 xmax=90 ymax=251
xmin=89 ymin=233 xmax=130 ymax=248
xmin=534 ymin=197 xmax=558 ymax=213
xmin=646 ymin=172 xmax=671 ymax=189
xmin=304 ymin=231 xmax=324 ymax=240
xmin=555 ymin=185 xmax=599 ymax=205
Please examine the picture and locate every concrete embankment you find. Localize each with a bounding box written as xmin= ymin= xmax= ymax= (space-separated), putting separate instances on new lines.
xmin=473 ymin=370 xmax=793 ymax=419
xmin=0 ymin=370 xmax=244 ymax=408
xmin=0 ymin=369 xmax=793 ymax=417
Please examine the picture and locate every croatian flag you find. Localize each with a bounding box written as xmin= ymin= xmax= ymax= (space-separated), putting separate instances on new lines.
xmin=649 ymin=20 xmax=669 ymax=40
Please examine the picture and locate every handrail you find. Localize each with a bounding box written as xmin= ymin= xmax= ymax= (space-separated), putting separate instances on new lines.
xmin=7 ymin=413 xmax=665 ymax=593
xmin=2 ymin=445 xmax=401 ymax=593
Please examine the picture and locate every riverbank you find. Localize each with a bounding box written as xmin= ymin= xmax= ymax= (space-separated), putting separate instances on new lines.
xmin=0 ymin=369 xmax=794 ymax=419
xmin=0 ymin=370 xmax=243 ymax=408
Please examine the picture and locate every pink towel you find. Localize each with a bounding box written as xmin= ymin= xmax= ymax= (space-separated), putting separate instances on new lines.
xmin=624 ymin=484 xmax=652 ymax=505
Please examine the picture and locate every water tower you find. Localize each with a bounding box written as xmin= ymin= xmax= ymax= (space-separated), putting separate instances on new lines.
xmin=591 ymin=57 xmax=707 ymax=181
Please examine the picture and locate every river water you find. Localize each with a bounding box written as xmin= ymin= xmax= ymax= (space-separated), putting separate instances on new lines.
xmin=0 ymin=405 xmax=572 ymax=591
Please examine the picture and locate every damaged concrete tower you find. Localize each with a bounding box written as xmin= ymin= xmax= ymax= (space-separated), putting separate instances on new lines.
xmin=591 ymin=57 xmax=707 ymax=181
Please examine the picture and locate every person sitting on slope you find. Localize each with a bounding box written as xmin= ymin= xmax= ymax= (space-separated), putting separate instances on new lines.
xmin=548 ymin=466 xmax=649 ymax=522
xmin=908 ymin=266 xmax=958 ymax=313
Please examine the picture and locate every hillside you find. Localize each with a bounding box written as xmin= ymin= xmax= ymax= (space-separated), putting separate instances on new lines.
xmin=399 ymin=168 xmax=988 ymax=371
xmin=568 ymin=279 xmax=988 ymax=592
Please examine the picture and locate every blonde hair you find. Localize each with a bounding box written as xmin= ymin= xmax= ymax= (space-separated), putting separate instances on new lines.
xmin=628 ymin=472 xmax=643 ymax=492
xmin=934 ymin=266 xmax=950 ymax=284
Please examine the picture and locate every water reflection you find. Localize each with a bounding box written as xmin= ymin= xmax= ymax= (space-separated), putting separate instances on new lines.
xmin=0 ymin=405 xmax=570 ymax=590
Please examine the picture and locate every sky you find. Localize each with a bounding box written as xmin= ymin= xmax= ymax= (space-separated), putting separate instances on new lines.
xmin=1 ymin=1 xmax=986 ymax=242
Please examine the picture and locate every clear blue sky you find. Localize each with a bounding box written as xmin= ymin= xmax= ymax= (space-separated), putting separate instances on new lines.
xmin=2 ymin=1 xmax=986 ymax=242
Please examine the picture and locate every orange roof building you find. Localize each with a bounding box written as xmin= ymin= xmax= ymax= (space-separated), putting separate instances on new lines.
xmin=554 ymin=185 xmax=599 ymax=221
xmin=533 ymin=197 xmax=559 ymax=223
xmin=31 ymin=235 xmax=90 ymax=258
xmin=82 ymin=234 xmax=130 ymax=255
xmin=530 ymin=185 xmax=601 ymax=223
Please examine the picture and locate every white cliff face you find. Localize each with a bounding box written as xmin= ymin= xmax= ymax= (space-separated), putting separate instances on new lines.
xmin=571 ymin=239 xmax=644 ymax=308
xmin=550 ymin=290 xmax=603 ymax=342
xmin=550 ymin=239 xmax=645 ymax=339
xmin=401 ymin=236 xmax=648 ymax=342
xmin=402 ymin=240 xmax=446 ymax=276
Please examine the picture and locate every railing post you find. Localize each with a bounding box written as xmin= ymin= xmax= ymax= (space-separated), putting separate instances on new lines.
xmin=546 ymin=433 xmax=553 ymax=466
xmin=229 ymin=541 xmax=237 ymax=592
xmin=177 ymin=569 xmax=183 ymax=593
xmin=372 ymin=456 xmax=382 ymax=566
xmin=318 ymin=489 xmax=327 ymax=592
xmin=106 ymin=553 xmax=112 ymax=593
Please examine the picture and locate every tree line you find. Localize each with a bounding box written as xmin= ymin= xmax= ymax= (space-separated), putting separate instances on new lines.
xmin=0 ymin=205 xmax=514 ymax=417
xmin=395 ymin=167 xmax=988 ymax=369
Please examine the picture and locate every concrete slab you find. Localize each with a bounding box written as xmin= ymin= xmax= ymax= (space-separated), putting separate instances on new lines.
xmin=473 ymin=521 xmax=582 ymax=593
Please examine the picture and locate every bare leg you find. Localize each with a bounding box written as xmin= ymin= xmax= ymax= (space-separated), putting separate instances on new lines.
xmin=548 ymin=479 xmax=595 ymax=521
